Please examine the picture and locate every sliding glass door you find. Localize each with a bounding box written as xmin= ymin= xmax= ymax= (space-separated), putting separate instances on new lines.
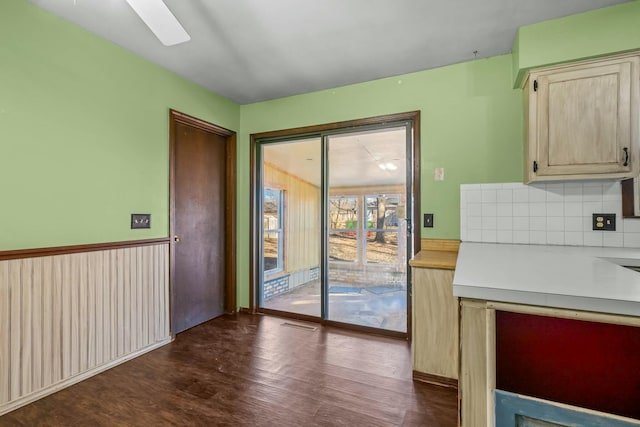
xmin=326 ymin=127 xmax=409 ymax=332
xmin=257 ymin=122 xmax=413 ymax=334
xmin=259 ymin=138 xmax=322 ymax=317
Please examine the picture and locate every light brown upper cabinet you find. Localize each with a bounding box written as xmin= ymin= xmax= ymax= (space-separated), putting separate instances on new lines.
xmin=523 ymin=53 xmax=640 ymax=183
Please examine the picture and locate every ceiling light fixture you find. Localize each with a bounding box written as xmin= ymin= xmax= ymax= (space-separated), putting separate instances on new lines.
xmin=125 ymin=0 xmax=191 ymax=46
xmin=378 ymin=162 xmax=398 ymax=171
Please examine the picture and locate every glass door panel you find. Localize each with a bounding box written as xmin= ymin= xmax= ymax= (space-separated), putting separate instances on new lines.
xmin=328 ymin=196 xmax=359 ymax=263
xmin=259 ymin=138 xmax=322 ymax=317
xmin=263 ymin=189 xmax=283 ymax=272
xmin=365 ymin=194 xmax=406 ymax=267
xmin=326 ymin=127 xmax=409 ymax=332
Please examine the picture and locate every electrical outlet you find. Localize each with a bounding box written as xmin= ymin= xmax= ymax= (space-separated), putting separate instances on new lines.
xmin=131 ymin=214 xmax=151 ymax=229
xmin=592 ymin=213 xmax=615 ymax=231
xmin=424 ymin=213 xmax=434 ymax=228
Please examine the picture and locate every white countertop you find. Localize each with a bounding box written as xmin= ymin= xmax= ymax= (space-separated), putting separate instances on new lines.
xmin=453 ymin=243 xmax=640 ymax=317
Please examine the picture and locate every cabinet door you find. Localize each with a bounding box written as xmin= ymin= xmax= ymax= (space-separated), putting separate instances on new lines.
xmin=411 ymin=268 xmax=458 ymax=381
xmin=526 ymin=54 xmax=639 ymax=182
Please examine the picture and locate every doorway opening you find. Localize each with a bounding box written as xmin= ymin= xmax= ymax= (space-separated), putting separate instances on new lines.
xmin=250 ymin=112 xmax=420 ymax=337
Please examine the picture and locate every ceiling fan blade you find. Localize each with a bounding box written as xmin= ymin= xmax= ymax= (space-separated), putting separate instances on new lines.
xmin=125 ymin=0 xmax=190 ymax=46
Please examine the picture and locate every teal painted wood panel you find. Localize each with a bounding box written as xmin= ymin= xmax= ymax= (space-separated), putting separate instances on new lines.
xmin=495 ymin=390 xmax=640 ymax=427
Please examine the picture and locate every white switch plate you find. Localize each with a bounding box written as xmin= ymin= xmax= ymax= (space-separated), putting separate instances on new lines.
xmin=435 ymin=167 xmax=445 ymax=181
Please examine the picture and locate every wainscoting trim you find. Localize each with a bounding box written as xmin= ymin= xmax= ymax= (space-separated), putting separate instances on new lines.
xmin=0 ymin=238 xmax=171 ymax=261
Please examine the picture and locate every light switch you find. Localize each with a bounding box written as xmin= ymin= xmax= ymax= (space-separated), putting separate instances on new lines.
xmin=131 ymin=214 xmax=151 ymax=229
xmin=424 ymin=213 xmax=434 ymax=228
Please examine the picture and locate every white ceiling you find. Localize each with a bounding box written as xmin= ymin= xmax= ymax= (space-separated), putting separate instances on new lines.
xmin=28 ymin=0 xmax=628 ymax=104
xmin=263 ymin=127 xmax=406 ymax=187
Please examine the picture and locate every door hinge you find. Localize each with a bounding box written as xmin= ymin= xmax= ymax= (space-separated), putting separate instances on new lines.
xmin=533 ymin=80 xmax=538 ymax=92
xmin=533 ymin=161 xmax=538 ymax=173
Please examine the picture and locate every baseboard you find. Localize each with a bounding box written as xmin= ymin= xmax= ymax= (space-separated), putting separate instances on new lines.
xmin=238 ymin=307 xmax=252 ymax=314
xmin=412 ymin=370 xmax=458 ymax=389
xmin=0 ymin=338 xmax=172 ymax=416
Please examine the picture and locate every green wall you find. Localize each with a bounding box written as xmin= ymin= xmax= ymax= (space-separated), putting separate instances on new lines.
xmin=9 ymin=0 xmax=637 ymax=310
xmin=0 ymin=0 xmax=239 ymax=251
xmin=512 ymin=0 xmax=640 ymax=87
xmin=238 ymin=55 xmax=523 ymax=306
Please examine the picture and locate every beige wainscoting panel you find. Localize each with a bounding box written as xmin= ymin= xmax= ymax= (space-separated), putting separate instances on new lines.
xmin=412 ymin=268 xmax=458 ymax=380
xmin=0 ymin=243 xmax=170 ymax=415
xmin=0 ymin=261 xmax=9 ymax=404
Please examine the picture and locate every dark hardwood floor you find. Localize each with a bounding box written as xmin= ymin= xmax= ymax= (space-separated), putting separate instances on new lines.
xmin=1 ymin=314 xmax=457 ymax=426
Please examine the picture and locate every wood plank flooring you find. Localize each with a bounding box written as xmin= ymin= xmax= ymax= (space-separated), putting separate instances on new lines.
xmin=0 ymin=314 xmax=457 ymax=426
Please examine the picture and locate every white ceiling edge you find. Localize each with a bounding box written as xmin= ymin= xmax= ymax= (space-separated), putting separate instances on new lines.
xmin=27 ymin=0 xmax=630 ymax=104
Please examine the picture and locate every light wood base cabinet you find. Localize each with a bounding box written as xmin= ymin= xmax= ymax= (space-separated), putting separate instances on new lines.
xmin=411 ymin=267 xmax=458 ymax=385
xmin=459 ymin=299 xmax=640 ymax=427
xmin=524 ymin=52 xmax=639 ymax=183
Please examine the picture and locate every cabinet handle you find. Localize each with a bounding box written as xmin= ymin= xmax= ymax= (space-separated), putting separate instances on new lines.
xmin=624 ymin=147 xmax=629 ymax=167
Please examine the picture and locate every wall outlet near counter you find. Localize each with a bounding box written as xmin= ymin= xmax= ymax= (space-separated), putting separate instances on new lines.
xmin=592 ymin=213 xmax=615 ymax=231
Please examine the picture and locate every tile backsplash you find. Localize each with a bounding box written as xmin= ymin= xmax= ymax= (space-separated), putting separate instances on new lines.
xmin=460 ymin=181 xmax=640 ymax=248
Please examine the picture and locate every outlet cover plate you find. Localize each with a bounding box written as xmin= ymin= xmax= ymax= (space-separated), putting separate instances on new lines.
xmin=592 ymin=213 xmax=615 ymax=231
xmin=131 ymin=214 xmax=151 ymax=229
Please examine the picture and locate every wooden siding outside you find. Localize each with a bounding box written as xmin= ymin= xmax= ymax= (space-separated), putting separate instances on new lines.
xmin=0 ymin=243 xmax=171 ymax=415
xmin=264 ymin=162 xmax=321 ymax=274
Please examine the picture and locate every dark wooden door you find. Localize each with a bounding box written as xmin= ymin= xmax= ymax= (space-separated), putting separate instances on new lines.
xmin=172 ymin=121 xmax=226 ymax=334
